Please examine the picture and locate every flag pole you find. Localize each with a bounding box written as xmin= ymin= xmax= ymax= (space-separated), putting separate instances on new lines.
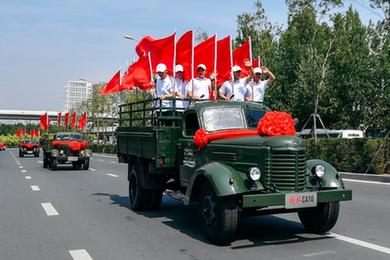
xmin=191 ymin=29 xmax=194 ymax=101
xmin=214 ymin=34 xmax=217 ymax=101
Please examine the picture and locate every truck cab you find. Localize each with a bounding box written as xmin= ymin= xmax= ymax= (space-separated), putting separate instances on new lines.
xmin=116 ymin=99 xmax=352 ymax=245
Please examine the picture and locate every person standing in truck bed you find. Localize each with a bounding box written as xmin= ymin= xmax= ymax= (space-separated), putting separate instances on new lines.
xmin=186 ymin=64 xmax=216 ymax=100
xmin=245 ymin=66 xmax=275 ymax=103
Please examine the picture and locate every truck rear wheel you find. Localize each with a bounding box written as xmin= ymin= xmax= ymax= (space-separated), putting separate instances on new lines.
xmin=298 ymin=202 xmax=340 ymax=234
xmin=129 ymin=165 xmax=149 ymax=211
xmin=198 ymin=182 xmax=238 ymax=245
xmin=83 ymin=159 xmax=90 ymax=170
xmin=19 ymin=151 xmax=24 ymax=157
xmin=50 ymin=158 xmax=58 ymax=170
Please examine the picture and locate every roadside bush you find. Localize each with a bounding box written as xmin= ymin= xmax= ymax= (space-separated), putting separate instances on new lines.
xmin=91 ymin=144 xmax=117 ymax=154
xmin=303 ymin=138 xmax=389 ymax=174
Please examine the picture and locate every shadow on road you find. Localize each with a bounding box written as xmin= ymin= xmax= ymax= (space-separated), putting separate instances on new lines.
xmin=92 ymin=193 xmax=332 ymax=247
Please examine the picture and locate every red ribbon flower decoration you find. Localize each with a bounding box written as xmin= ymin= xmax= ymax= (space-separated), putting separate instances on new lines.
xmin=194 ymin=129 xmax=208 ymax=150
xmin=257 ymin=111 xmax=296 ymax=136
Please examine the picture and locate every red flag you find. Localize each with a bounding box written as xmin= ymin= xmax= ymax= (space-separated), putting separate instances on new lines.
xmin=29 ymin=129 xmax=35 ymax=137
xmin=57 ymin=112 xmax=62 ymax=127
xmin=16 ymin=128 xmax=21 ymax=138
xmin=217 ymin=35 xmax=232 ymax=86
xmin=135 ymin=33 xmax=176 ymax=75
xmin=176 ymin=30 xmax=193 ymax=81
xmin=100 ymin=70 xmax=121 ymax=95
xmin=233 ymin=37 xmax=252 ymax=77
xmin=65 ymin=112 xmax=70 ymax=127
xmin=21 ymin=128 xmax=26 ymax=137
xmin=35 ymin=129 xmax=40 ymax=137
xmin=40 ymin=113 xmax=50 ymax=131
xmin=121 ymin=54 xmax=153 ymax=91
xmin=194 ymin=35 xmax=216 ymax=78
xmin=77 ymin=112 xmax=87 ymax=129
xmin=71 ymin=112 xmax=76 ymax=128
xmin=252 ymin=57 xmax=260 ymax=68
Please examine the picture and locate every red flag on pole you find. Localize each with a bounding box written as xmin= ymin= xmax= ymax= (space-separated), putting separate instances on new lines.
xmin=233 ymin=37 xmax=252 ymax=77
xmin=21 ymin=128 xmax=26 ymax=137
xmin=121 ymin=53 xmax=153 ymax=91
xmin=176 ymin=30 xmax=193 ymax=81
xmin=57 ymin=112 xmax=62 ymax=127
xmin=135 ymin=33 xmax=176 ymax=75
xmin=40 ymin=113 xmax=50 ymax=131
xmin=217 ymin=35 xmax=232 ymax=86
xmin=71 ymin=112 xmax=76 ymax=128
xmin=35 ymin=129 xmax=40 ymax=137
xmin=77 ymin=112 xmax=87 ymax=129
xmin=100 ymin=70 xmax=121 ymax=95
xmin=16 ymin=128 xmax=21 ymax=138
xmin=65 ymin=112 xmax=70 ymax=127
xmin=194 ymin=35 xmax=217 ymax=78
xmin=29 ymin=129 xmax=35 ymax=137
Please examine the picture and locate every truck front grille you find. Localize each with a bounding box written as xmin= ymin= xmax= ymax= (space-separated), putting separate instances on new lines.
xmin=269 ymin=150 xmax=306 ymax=192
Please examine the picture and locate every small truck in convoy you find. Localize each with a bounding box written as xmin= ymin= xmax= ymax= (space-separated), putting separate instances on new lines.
xmin=40 ymin=132 xmax=91 ymax=170
xmin=116 ymin=99 xmax=352 ymax=245
xmin=19 ymin=139 xmax=40 ymax=157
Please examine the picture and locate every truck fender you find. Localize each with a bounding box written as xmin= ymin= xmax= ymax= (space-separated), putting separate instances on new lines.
xmin=306 ymin=159 xmax=345 ymax=189
xmin=50 ymin=149 xmax=59 ymax=157
xmin=185 ymin=162 xmax=248 ymax=204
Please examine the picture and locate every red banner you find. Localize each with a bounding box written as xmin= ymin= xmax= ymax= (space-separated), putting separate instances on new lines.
xmin=40 ymin=113 xmax=50 ymax=131
xmin=16 ymin=128 xmax=21 ymax=138
xmin=233 ymin=37 xmax=252 ymax=77
xmin=71 ymin=112 xmax=76 ymax=128
xmin=65 ymin=112 xmax=69 ymax=127
xmin=100 ymin=70 xmax=121 ymax=95
xmin=176 ymin=30 xmax=193 ymax=81
xmin=57 ymin=112 xmax=62 ymax=127
xmin=121 ymin=54 xmax=153 ymax=91
xmin=194 ymin=35 xmax=216 ymax=78
xmin=77 ymin=112 xmax=87 ymax=129
xmin=217 ymin=35 xmax=232 ymax=86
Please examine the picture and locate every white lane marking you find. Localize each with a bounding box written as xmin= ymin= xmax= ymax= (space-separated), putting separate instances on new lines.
xmin=343 ymin=178 xmax=390 ymax=186
xmin=69 ymin=249 xmax=93 ymax=260
xmin=106 ymin=173 xmax=119 ymax=178
xmin=110 ymin=161 xmax=116 ymax=164
xmin=31 ymin=185 xmax=40 ymax=191
xmin=21 ymin=170 xmax=27 ymax=173
xmin=41 ymin=203 xmax=59 ymax=216
xmin=98 ymin=159 xmax=104 ymax=162
xmin=37 ymin=160 xmax=43 ymax=163
xmin=89 ymin=168 xmax=96 ymax=172
xmin=18 ymin=166 xmax=23 ymax=169
xmin=25 ymin=176 xmax=32 ymax=179
xmin=304 ymin=250 xmax=334 ymax=257
xmin=329 ymin=232 xmax=390 ymax=255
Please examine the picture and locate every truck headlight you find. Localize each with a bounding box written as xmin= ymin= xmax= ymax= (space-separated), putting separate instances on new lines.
xmin=248 ymin=167 xmax=261 ymax=181
xmin=80 ymin=150 xmax=84 ymax=156
xmin=313 ymin=165 xmax=325 ymax=178
xmin=60 ymin=150 xmax=64 ymax=155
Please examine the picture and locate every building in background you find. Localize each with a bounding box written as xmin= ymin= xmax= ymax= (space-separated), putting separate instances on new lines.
xmin=64 ymin=80 xmax=92 ymax=111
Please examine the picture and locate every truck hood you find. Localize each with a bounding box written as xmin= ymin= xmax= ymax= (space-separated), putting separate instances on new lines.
xmin=210 ymin=135 xmax=303 ymax=150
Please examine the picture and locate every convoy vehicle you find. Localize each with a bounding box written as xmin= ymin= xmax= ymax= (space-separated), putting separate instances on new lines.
xmin=0 ymin=143 xmax=6 ymax=151
xmin=298 ymin=129 xmax=364 ymax=139
xmin=116 ymin=99 xmax=352 ymax=245
xmin=40 ymin=132 xmax=91 ymax=170
xmin=19 ymin=140 xmax=40 ymax=157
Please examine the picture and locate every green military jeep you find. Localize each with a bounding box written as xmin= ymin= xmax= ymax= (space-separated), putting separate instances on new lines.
xmin=41 ymin=132 xmax=91 ymax=170
xmin=116 ymin=99 xmax=352 ymax=245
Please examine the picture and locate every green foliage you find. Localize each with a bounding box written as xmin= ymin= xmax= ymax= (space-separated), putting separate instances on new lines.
xmin=90 ymin=144 xmax=117 ymax=154
xmin=303 ymin=138 xmax=390 ymax=174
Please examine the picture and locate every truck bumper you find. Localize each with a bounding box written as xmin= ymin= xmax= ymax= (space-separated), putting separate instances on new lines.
xmin=242 ymin=189 xmax=352 ymax=208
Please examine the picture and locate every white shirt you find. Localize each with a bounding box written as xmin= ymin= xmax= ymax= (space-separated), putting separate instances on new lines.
xmin=186 ymin=77 xmax=211 ymax=100
xmin=156 ymin=76 xmax=174 ymax=108
xmin=219 ymin=78 xmax=249 ymax=101
xmin=174 ymin=78 xmax=189 ymax=109
xmin=246 ymin=80 xmax=268 ymax=102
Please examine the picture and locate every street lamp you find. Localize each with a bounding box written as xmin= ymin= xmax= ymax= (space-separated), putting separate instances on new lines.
xmin=123 ymin=35 xmax=139 ymax=42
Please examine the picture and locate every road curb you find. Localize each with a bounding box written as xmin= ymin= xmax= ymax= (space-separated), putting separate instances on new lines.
xmin=340 ymin=172 xmax=390 ymax=183
xmin=92 ymin=153 xmax=116 ymax=158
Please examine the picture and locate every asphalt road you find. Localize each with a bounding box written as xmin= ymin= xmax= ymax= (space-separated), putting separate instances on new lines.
xmin=1 ymin=149 xmax=390 ymax=260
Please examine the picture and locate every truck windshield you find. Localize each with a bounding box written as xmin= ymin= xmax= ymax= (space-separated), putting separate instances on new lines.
xmin=244 ymin=109 xmax=266 ymax=128
xmin=56 ymin=134 xmax=82 ymax=141
xmin=202 ymin=107 xmax=245 ymax=132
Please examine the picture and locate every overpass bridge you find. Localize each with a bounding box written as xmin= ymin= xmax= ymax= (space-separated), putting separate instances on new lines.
xmin=0 ymin=110 xmax=59 ymax=121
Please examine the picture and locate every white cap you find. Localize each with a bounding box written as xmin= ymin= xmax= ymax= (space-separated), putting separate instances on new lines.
xmin=232 ymin=65 xmax=241 ymax=72
xmin=196 ymin=64 xmax=206 ymax=70
xmin=175 ymin=64 xmax=184 ymax=72
xmin=156 ymin=63 xmax=167 ymax=73
xmin=253 ymin=67 xmax=262 ymax=74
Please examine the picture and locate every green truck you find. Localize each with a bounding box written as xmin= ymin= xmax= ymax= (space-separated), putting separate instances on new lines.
xmin=40 ymin=132 xmax=91 ymax=170
xmin=116 ymin=99 xmax=352 ymax=245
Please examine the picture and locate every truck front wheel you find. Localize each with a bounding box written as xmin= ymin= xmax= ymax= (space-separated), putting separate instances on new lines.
xmin=129 ymin=166 xmax=149 ymax=211
xmin=198 ymin=182 xmax=238 ymax=245
xmin=298 ymin=202 xmax=340 ymax=234
xmin=50 ymin=158 xmax=58 ymax=170
xmin=43 ymin=154 xmax=48 ymax=168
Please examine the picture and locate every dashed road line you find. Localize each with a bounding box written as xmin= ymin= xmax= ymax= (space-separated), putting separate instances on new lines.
xmin=329 ymin=232 xmax=390 ymax=255
xmin=18 ymin=165 xmax=23 ymax=169
xmin=106 ymin=173 xmax=119 ymax=178
xmin=21 ymin=170 xmax=27 ymax=173
xmin=343 ymin=178 xmax=390 ymax=186
xmin=304 ymin=250 xmax=335 ymax=257
xmin=25 ymin=176 xmax=32 ymax=179
xmin=69 ymin=249 xmax=93 ymax=260
xmin=31 ymin=185 xmax=40 ymax=191
xmin=89 ymin=168 xmax=96 ymax=172
xmin=41 ymin=203 xmax=59 ymax=216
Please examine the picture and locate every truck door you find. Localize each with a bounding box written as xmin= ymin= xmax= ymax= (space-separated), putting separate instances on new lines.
xmin=178 ymin=111 xmax=200 ymax=187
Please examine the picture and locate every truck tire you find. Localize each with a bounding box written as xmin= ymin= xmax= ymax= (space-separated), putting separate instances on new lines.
xmin=34 ymin=151 xmax=39 ymax=157
xmin=129 ymin=165 xmax=149 ymax=211
xmin=198 ymin=182 xmax=238 ymax=245
xmin=51 ymin=158 xmax=58 ymax=170
xmin=298 ymin=202 xmax=340 ymax=234
xmin=83 ymin=159 xmax=90 ymax=170
xmin=43 ymin=154 xmax=48 ymax=168
xmin=72 ymin=162 xmax=81 ymax=169
xmin=19 ymin=151 xmax=24 ymax=157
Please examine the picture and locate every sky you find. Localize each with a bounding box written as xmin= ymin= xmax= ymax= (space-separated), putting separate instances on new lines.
xmin=0 ymin=0 xmax=383 ymax=111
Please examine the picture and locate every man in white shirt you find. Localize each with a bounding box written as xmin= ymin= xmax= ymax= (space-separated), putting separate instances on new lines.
xmin=219 ymin=60 xmax=254 ymax=101
xmin=186 ymin=64 xmax=216 ymax=100
xmin=173 ymin=64 xmax=189 ymax=109
xmin=245 ymin=66 xmax=275 ymax=103
xmin=155 ymin=63 xmax=174 ymax=108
